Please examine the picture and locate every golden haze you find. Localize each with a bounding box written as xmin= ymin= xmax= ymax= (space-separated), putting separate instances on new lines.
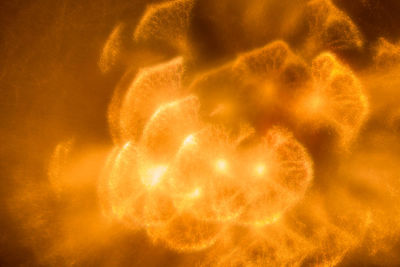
xmin=3 ymin=0 xmax=400 ymax=266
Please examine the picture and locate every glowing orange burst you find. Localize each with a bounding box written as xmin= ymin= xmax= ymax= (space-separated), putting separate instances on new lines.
xmin=97 ymin=0 xmax=371 ymax=263
xmin=43 ymin=0 xmax=400 ymax=265
xmin=99 ymin=56 xmax=314 ymax=250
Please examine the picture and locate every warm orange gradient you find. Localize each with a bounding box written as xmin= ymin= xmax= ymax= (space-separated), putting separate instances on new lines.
xmin=5 ymin=0 xmax=400 ymax=266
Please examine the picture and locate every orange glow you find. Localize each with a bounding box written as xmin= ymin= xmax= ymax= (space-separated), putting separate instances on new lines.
xmin=6 ymin=0 xmax=400 ymax=266
xmin=142 ymin=165 xmax=167 ymax=189
xmin=254 ymin=164 xmax=267 ymax=176
xmin=215 ymin=159 xmax=228 ymax=173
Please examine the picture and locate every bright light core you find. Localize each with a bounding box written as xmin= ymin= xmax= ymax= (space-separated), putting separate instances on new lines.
xmin=216 ymin=159 xmax=228 ymax=172
xmin=143 ymin=165 xmax=167 ymax=188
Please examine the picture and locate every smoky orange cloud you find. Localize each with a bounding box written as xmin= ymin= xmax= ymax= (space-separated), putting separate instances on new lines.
xmin=9 ymin=0 xmax=400 ymax=266
xmin=97 ymin=0 xmax=371 ymax=264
